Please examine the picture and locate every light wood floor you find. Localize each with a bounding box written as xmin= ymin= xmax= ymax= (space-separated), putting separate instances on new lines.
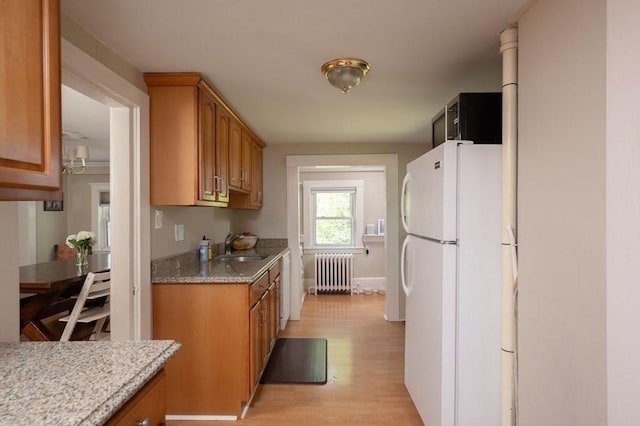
xmin=169 ymin=294 xmax=423 ymax=425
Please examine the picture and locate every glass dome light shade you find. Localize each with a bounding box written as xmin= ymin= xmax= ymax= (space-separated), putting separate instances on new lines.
xmin=321 ymin=58 xmax=371 ymax=94
xmin=326 ymin=67 xmax=364 ymax=93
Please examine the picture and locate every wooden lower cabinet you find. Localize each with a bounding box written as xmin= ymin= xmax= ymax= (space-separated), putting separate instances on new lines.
xmin=106 ymin=369 xmax=167 ymax=426
xmin=152 ymin=261 xmax=282 ymax=419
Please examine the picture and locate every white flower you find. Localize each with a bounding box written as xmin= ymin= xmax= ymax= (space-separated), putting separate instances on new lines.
xmin=65 ymin=231 xmax=96 ymax=249
xmin=76 ymin=231 xmax=96 ymax=242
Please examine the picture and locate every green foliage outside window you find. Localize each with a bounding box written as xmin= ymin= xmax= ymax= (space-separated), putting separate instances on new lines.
xmin=314 ymin=191 xmax=354 ymax=246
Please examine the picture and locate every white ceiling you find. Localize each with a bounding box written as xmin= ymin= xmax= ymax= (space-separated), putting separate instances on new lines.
xmin=61 ymin=0 xmax=527 ymax=146
xmin=61 ymin=86 xmax=110 ymax=162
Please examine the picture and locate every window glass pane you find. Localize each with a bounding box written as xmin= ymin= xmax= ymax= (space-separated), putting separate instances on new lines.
xmin=99 ymin=205 xmax=111 ymax=249
xmin=315 ymin=218 xmax=352 ymax=245
xmin=315 ymin=191 xmax=352 ymax=218
xmin=99 ymin=191 xmax=110 ymax=205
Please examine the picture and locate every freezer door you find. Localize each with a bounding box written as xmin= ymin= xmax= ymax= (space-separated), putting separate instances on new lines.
xmin=404 ymin=235 xmax=456 ymax=426
xmin=404 ymin=141 xmax=459 ymax=241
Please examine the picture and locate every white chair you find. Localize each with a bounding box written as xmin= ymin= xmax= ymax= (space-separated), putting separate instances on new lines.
xmin=58 ymin=271 xmax=110 ymax=341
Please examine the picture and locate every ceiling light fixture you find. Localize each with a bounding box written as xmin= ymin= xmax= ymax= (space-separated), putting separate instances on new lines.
xmin=62 ymin=144 xmax=90 ymax=175
xmin=321 ymin=58 xmax=371 ymax=94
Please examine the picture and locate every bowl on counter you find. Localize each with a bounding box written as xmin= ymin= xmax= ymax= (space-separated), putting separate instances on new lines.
xmin=232 ymin=235 xmax=258 ymax=250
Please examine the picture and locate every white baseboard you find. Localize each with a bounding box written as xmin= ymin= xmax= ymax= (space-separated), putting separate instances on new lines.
xmin=166 ymin=414 xmax=237 ymax=421
xmin=354 ymin=277 xmax=387 ymax=292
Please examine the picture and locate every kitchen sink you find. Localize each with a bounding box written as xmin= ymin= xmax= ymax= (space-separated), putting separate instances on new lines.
xmin=215 ymin=255 xmax=268 ymax=263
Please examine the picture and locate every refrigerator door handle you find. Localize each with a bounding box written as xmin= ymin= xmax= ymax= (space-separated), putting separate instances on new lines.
xmin=401 ymin=236 xmax=412 ymax=296
xmin=401 ymin=173 xmax=410 ymax=233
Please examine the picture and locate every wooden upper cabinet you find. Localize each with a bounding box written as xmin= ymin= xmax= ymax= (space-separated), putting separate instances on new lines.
xmin=0 ymin=0 xmax=62 ymax=201
xmin=145 ymin=72 xmax=262 ymax=207
xmin=145 ymin=73 xmax=229 ymax=206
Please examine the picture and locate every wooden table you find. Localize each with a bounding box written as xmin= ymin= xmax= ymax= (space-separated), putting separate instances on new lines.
xmin=19 ymin=253 xmax=110 ymax=341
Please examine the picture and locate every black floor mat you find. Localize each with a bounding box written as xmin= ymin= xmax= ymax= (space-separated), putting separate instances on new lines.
xmin=260 ymin=338 xmax=327 ymax=384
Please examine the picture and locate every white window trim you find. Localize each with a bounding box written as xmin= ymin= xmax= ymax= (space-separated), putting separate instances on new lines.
xmin=302 ymin=179 xmax=364 ymax=252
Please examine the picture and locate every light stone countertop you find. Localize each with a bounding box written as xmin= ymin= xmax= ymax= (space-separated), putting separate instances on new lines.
xmin=0 ymin=340 xmax=180 ymax=426
xmin=152 ymin=244 xmax=290 ymax=284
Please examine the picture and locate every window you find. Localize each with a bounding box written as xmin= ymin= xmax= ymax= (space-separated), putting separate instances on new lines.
xmin=303 ymin=180 xmax=364 ymax=251
xmin=90 ymin=183 xmax=111 ymax=252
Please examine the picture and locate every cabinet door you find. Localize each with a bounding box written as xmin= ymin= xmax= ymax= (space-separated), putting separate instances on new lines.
xmin=274 ymin=274 xmax=281 ymax=336
xmin=240 ymin=129 xmax=252 ymax=191
xmin=268 ymin=284 xmax=277 ymax=350
xmin=0 ymin=0 xmax=61 ymax=200
xmin=259 ymin=293 xmax=270 ymax=367
xmin=249 ymin=301 xmax=261 ymax=395
xmin=198 ymin=90 xmax=217 ymax=202
xmin=250 ymin=139 xmax=263 ymax=208
xmin=228 ymin=118 xmax=242 ymax=190
xmin=215 ymin=107 xmax=230 ymax=203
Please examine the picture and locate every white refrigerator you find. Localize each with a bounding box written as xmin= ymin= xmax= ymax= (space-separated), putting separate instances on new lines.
xmin=400 ymin=140 xmax=502 ymax=426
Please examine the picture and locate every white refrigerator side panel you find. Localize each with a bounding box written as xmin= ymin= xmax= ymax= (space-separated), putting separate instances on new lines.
xmin=456 ymin=144 xmax=502 ymax=426
xmin=405 ymin=141 xmax=459 ymax=241
xmin=404 ymin=236 xmax=457 ymax=426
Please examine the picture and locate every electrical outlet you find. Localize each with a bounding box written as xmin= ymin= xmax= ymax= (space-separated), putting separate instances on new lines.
xmin=154 ymin=210 xmax=163 ymax=229
xmin=174 ymin=224 xmax=184 ymax=241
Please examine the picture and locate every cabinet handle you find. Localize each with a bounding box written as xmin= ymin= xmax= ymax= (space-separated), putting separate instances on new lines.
xmin=136 ymin=418 xmax=150 ymax=426
xmin=240 ymin=168 xmax=245 ymax=182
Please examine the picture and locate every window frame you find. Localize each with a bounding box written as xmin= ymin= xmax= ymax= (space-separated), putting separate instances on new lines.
xmin=302 ymin=179 xmax=364 ymax=252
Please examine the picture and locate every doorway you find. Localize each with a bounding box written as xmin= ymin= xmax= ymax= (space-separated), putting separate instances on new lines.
xmin=61 ymin=39 xmax=151 ymax=340
xmin=286 ymin=154 xmax=401 ymax=323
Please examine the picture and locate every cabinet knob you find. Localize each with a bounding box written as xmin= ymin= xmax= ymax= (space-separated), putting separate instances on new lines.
xmin=136 ymin=418 xmax=150 ymax=426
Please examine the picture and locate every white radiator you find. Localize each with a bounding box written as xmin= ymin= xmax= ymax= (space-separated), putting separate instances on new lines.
xmin=314 ymin=253 xmax=354 ymax=294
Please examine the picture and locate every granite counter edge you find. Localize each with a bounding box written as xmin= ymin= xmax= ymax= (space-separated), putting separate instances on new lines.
xmin=82 ymin=341 xmax=181 ymax=425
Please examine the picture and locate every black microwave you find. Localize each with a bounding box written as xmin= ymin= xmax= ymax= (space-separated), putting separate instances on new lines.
xmin=432 ymin=92 xmax=502 ymax=147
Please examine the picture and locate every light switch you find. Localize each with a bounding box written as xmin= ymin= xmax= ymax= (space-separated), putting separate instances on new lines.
xmin=174 ymin=224 xmax=185 ymax=241
xmin=154 ymin=210 xmax=163 ymax=229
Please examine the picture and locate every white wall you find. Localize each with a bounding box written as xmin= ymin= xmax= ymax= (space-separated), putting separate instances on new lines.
xmin=35 ymin=199 xmax=67 ymax=262
xmin=150 ymin=205 xmax=233 ymax=260
xmin=606 ymin=0 xmax=640 ymax=424
xmin=232 ymin=143 xmax=428 ymax=238
xmin=517 ymin=0 xmax=607 ymax=424
xmin=0 ymin=203 xmax=19 ymax=341
xmin=299 ymin=169 xmax=387 ymax=287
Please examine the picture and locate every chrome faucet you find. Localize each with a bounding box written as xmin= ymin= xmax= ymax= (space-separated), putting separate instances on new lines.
xmin=224 ymin=233 xmax=241 ymax=255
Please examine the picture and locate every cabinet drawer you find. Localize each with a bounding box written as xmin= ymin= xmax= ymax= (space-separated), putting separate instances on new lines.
xmin=106 ymin=369 xmax=166 ymax=425
xmin=250 ymin=273 xmax=269 ymax=307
